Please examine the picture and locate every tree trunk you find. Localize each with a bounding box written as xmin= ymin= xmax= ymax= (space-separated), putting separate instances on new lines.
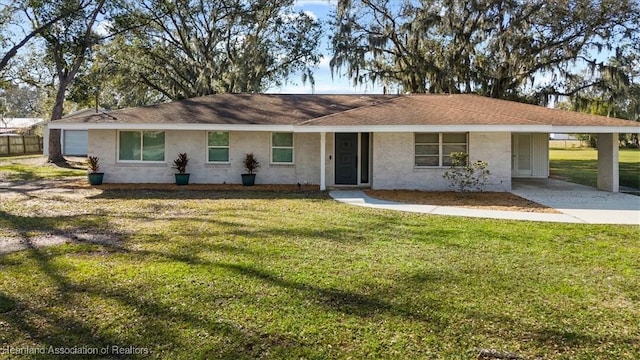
xmin=48 ymin=129 xmax=65 ymax=163
xmin=47 ymin=78 xmax=68 ymax=164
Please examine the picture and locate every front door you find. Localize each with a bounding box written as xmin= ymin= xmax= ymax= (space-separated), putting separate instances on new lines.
xmin=512 ymin=133 xmax=532 ymax=177
xmin=335 ymin=133 xmax=358 ymax=185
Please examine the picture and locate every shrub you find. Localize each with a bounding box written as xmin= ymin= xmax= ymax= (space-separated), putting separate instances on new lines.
xmin=172 ymin=153 xmax=189 ymax=174
xmin=87 ymin=156 xmax=100 ymax=173
xmin=443 ymin=152 xmax=490 ymax=192
xmin=243 ymin=153 xmax=260 ymax=174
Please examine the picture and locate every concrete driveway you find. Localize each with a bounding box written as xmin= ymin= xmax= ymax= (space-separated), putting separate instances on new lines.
xmin=511 ymin=179 xmax=640 ymax=225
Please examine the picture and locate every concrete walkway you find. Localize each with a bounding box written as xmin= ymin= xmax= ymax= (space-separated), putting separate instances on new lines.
xmin=330 ymin=179 xmax=640 ymax=225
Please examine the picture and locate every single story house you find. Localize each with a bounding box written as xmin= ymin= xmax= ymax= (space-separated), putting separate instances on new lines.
xmin=44 ymin=109 xmax=108 ymax=156
xmin=47 ymin=94 xmax=640 ymax=192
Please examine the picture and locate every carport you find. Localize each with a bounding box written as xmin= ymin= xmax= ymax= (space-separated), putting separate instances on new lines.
xmin=511 ymin=131 xmax=624 ymax=192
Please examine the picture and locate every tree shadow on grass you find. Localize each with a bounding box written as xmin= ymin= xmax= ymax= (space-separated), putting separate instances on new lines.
xmin=0 ymin=291 xmax=17 ymax=313
xmin=2 ymin=191 xmax=638 ymax=357
xmin=215 ymin=262 xmax=446 ymax=324
xmin=3 ymin=232 xmax=638 ymax=359
xmin=1 ymin=240 xmax=311 ymax=358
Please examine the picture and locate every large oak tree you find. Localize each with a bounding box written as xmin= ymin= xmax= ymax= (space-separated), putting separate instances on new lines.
xmin=104 ymin=0 xmax=322 ymax=101
xmin=25 ymin=0 xmax=110 ymax=163
xmin=330 ymin=0 xmax=640 ymax=101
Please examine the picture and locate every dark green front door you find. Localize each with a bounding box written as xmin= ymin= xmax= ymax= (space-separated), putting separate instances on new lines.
xmin=335 ymin=133 xmax=358 ymax=185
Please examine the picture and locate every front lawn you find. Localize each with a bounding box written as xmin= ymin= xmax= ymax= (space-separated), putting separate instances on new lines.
xmin=0 ymin=155 xmax=86 ymax=180
xmin=1 ymin=185 xmax=638 ymax=359
xmin=550 ymin=148 xmax=640 ymax=189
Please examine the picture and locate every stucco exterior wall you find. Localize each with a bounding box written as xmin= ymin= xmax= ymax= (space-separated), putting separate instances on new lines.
xmin=88 ymin=130 xmax=321 ymax=185
xmin=371 ymin=132 xmax=511 ymax=191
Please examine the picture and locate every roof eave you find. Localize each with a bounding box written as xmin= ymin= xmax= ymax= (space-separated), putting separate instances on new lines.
xmin=293 ymin=124 xmax=552 ymax=132
xmin=46 ymin=123 xmax=298 ymax=132
xmin=551 ymin=125 xmax=640 ymax=133
xmin=47 ymin=123 xmax=640 ymax=133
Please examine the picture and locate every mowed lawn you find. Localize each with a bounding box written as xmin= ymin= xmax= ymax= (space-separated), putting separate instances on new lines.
xmin=0 ymin=155 xmax=86 ymax=180
xmin=1 ymin=176 xmax=639 ymax=359
xmin=550 ymin=148 xmax=640 ymax=189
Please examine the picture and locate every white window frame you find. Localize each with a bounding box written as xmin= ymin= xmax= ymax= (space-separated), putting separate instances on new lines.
xmin=206 ymin=131 xmax=230 ymax=164
xmin=117 ymin=130 xmax=165 ymax=163
xmin=271 ymin=132 xmax=294 ymax=164
xmin=414 ymin=132 xmax=468 ymax=167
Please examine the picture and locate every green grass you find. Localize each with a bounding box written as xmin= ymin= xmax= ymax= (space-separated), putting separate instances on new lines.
xmin=0 ymin=156 xmax=86 ymax=180
xmin=0 ymin=154 xmax=44 ymax=161
xmin=1 ymin=188 xmax=639 ymax=359
xmin=550 ymin=148 xmax=640 ymax=189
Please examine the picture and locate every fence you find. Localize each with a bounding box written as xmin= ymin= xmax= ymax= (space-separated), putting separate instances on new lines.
xmin=0 ymin=135 xmax=43 ymax=155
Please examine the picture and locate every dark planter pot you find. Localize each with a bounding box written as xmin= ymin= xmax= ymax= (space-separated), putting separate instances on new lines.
xmin=88 ymin=173 xmax=104 ymax=185
xmin=241 ymin=174 xmax=256 ymax=186
xmin=175 ymin=173 xmax=190 ymax=185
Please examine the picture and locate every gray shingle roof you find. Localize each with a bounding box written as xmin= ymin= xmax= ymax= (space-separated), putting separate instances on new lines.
xmin=54 ymin=93 xmax=639 ymax=128
xmin=55 ymin=94 xmax=395 ymax=125
xmin=301 ymin=94 xmax=639 ymax=127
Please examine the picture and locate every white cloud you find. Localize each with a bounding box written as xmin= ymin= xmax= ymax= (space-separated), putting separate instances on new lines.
xmin=280 ymin=10 xmax=318 ymax=23
xmin=318 ymin=55 xmax=332 ymax=68
xmin=303 ymin=10 xmax=318 ymax=21
xmin=295 ymin=0 xmax=337 ymax=7
xmin=95 ymin=20 xmax=112 ymax=37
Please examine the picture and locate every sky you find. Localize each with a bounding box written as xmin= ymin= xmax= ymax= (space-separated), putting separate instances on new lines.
xmin=267 ymin=0 xmax=385 ymax=94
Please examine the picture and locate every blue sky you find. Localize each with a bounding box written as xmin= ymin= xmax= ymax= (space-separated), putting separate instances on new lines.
xmin=268 ymin=0 xmax=385 ymax=94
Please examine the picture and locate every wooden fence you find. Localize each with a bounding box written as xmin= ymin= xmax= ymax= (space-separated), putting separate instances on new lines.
xmin=0 ymin=135 xmax=43 ymax=155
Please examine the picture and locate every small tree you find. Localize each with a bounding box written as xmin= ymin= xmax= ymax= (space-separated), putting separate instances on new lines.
xmin=243 ymin=153 xmax=260 ymax=174
xmin=443 ymin=152 xmax=490 ymax=193
xmin=87 ymin=156 xmax=100 ymax=173
xmin=172 ymin=153 xmax=189 ymax=174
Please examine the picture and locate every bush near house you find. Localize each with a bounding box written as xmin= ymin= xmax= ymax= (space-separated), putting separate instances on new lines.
xmin=443 ymin=152 xmax=491 ymax=192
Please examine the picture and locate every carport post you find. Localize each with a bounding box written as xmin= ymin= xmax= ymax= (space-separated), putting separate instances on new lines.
xmin=320 ymin=132 xmax=326 ymax=191
xmin=597 ymin=133 xmax=619 ymax=192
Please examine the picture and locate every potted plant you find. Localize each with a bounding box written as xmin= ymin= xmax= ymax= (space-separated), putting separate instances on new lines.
xmin=173 ymin=152 xmax=190 ymax=185
xmin=87 ymin=156 xmax=104 ymax=185
xmin=241 ymin=153 xmax=260 ymax=186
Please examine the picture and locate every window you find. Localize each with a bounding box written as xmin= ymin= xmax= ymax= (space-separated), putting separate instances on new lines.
xmin=271 ymin=132 xmax=293 ymax=163
xmin=207 ymin=131 xmax=229 ymax=162
xmin=415 ymin=133 xmax=467 ymax=167
xmin=119 ymin=131 xmax=165 ymax=161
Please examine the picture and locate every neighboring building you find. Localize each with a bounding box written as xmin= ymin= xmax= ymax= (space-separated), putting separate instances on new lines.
xmin=550 ymin=133 xmax=578 ymax=140
xmin=47 ymin=94 xmax=640 ymax=192
xmin=0 ymin=117 xmax=45 ymax=135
